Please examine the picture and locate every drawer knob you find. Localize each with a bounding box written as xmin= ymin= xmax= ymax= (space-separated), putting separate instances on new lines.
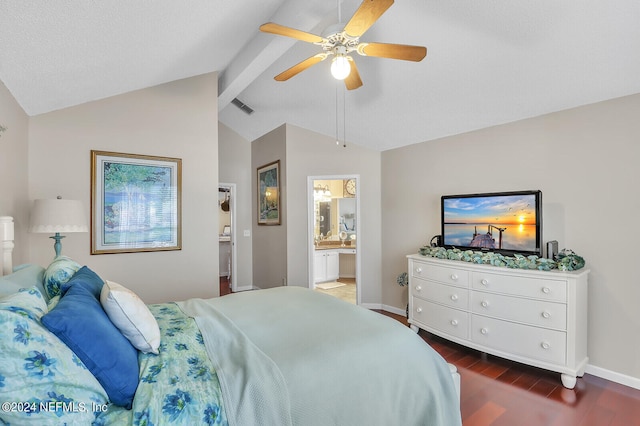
xmin=542 ymin=286 xmax=551 ymax=294
xmin=416 ymin=307 xmax=423 ymax=313
xmin=450 ymin=274 xmax=458 ymax=281
xmin=541 ymin=311 xmax=551 ymax=319
xmin=480 ymin=328 xmax=489 ymax=335
xmin=481 ymin=279 xmax=489 ymax=286
xmin=481 ymin=300 xmax=489 ymax=308
xmin=450 ymin=294 xmax=459 ymax=301
xmin=450 ymin=319 xmax=458 ymax=326
xmin=415 ymin=267 xmax=423 ymax=273
xmin=541 ymin=341 xmax=551 ymax=350
xmin=415 ymin=285 xmax=422 ymax=292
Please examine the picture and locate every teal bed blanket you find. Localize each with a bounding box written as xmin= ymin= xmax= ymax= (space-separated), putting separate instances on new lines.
xmin=178 ymin=286 xmax=461 ymax=426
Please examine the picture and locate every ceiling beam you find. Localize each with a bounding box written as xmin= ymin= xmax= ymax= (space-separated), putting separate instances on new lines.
xmin=218 ymin=0 xmax=337 ymax=111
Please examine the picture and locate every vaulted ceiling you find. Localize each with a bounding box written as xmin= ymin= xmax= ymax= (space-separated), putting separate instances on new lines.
xmin=2 ymin=0 xmax=639 ymax=151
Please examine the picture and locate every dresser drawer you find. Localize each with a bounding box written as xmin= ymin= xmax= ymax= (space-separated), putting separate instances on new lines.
xmin=412 ymin=278 xmax=469 ymax=310
xmin=411 ymin=262 xmax=469 ymax=288
xmin=471 ymin=315 xmax=566 ymax=365
xmin=472 ymin=271 xmax=567 ymax=302
xmin=411 ymin=298 xmax=469 ymax=340
xmin=471 ymin=291 xmax=567 ymax=330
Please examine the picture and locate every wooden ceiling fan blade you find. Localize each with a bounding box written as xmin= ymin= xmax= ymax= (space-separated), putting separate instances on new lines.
xmin=344 ymin=0 xmax=394 ymax=38
xmin=274 ymin=54 xmax=328 ymax=81
xmin=344 ymin=59 xmax=363 ymax=90
xmin=358 ymin=42 xmax=427 ymax=61
xmin=260 ymin=22 xmax=325 ymax=44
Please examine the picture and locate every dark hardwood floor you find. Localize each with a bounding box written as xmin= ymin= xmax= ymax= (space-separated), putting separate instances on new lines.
xmin=219 ymin=278 xmax=640 ymax=425
xmin=376 ymin=310 xmax=640 ymax=426
xmin=219 ymin=276 xmax=232 ymax=296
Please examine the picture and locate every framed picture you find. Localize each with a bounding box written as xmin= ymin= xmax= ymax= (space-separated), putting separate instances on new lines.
xmin=257 ymin=160 xmax=280 ymax=225
xmin=91 ymin=150 xmax=182 ymax=254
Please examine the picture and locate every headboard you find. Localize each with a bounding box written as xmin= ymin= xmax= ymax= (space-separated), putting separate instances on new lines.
xmin=1 ymin=216 xmax=14 ymax=276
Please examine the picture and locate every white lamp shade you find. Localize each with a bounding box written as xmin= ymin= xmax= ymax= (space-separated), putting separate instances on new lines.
xmin=29 ymin=199 xmax=88 ymax=233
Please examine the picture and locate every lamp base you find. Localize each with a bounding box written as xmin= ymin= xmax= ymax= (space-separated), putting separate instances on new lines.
xmin=50 ymin=233 xmax=65 ymax=257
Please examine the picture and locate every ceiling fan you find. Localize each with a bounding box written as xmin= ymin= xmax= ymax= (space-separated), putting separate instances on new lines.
xmin=260 ymin=0 xmax=427 ymax=90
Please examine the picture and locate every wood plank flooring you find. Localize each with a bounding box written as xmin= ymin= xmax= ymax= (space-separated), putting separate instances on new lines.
xmin=219 ymin=276 xmax=232 ymax=296
xmin=377 ymin=310 xmax=640 ymax=426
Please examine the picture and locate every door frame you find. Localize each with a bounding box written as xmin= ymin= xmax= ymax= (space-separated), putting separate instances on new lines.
xmin=307 ymin=175 xmax=361 ymax=305
xmin=219 ymin=183 xmax=238 ymax=292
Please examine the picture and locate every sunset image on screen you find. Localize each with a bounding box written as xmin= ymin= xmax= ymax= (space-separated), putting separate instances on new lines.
xmin=443 ymin=195 xmax=536 ymax=225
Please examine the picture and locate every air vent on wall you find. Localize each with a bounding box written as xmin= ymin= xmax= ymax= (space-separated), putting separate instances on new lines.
xmin=231 ymin=98 xmax=254 ymax=115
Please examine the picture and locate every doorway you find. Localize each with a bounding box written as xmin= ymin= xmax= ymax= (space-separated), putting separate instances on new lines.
xmin=307 ymin=176 xmax=360 ymax=305
xmin=218 ymin=183 xmax=237 ymax=293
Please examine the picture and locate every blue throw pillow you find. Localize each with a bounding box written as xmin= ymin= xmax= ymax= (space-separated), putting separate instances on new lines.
xmin=59 ymin=265 xmax=103 ymax=298
xmin=41 ymin=266 xmax=139 ymax=408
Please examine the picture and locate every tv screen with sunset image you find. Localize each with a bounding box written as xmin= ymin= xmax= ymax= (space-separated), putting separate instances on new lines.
xmin=441 ymin=190 xmax=542 ymax=256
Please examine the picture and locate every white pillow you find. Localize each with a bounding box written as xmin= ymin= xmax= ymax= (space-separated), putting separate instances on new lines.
xmin=100 ymin=280 xmax=160 ymax=354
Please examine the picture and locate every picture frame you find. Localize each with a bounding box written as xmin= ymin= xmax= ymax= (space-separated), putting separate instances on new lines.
xmin=257 ymin=160 xmax=281 ymax=225
xmin=91 ymin=150 xmax=182 ymax=254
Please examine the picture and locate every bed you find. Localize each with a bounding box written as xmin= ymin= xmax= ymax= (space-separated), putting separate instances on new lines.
xmin=0 ymin=216 xmax=461 ymax=425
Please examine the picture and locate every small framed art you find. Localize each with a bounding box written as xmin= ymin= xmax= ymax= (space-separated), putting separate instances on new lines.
xmin=257 ymin=160 xmax=280 ymax=225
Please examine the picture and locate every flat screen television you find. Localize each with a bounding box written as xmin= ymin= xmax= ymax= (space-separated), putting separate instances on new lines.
xmin=441 ymin=190 xmax=542 ymax=257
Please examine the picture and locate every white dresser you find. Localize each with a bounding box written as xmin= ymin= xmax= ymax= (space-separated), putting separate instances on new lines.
xmin=407 ymin=254 xmax=589 ymax=389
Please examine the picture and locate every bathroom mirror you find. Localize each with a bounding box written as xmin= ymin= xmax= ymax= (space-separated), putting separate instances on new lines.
xmin=338 ymin=198 xmax=356 ymax=238
xmin=318 ymin=201 xmax=331 ymax=236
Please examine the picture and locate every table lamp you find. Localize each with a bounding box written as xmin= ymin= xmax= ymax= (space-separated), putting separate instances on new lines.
xmin=29 ymin=196 xmax=88 ymax=257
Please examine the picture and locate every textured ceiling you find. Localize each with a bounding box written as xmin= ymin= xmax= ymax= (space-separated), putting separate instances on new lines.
xmin=2 ymin=0 xmax=640 ymax=151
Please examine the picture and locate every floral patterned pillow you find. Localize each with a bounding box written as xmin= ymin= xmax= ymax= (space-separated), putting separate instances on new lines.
xmin=43 ymin=256 xmax=81 ymax=299
xmin=0 ymin=287 xmax=109 ymax=425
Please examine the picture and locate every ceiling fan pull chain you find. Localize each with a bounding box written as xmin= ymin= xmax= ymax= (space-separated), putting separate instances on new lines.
xmin=343 ymin=85 xmax=347 ymax=148
xmin=336 ymin=85 xmax=340 ymax=146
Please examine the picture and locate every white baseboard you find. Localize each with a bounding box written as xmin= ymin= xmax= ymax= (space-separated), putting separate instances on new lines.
xmin=361 ymin=303 xmax=407 ymax=316
xmin=381 ymin=304 xmax=406 ymax=317
xmin=585 ymin=364 xmax=640 ymax=390
xmin=360 ymin=302 xmax=382 ymax=310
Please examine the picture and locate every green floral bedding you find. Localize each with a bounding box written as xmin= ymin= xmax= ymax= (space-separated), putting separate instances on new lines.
xmin=94 ymin=303 xmax=228 ymax=426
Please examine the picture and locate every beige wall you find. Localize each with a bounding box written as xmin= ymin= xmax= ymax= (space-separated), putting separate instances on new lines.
xmin=251 ymin=124 xmax=287 ymax=288
xmin=0 ymin=82 xmax=30 ymax=265
xmin=26 ymin=73 xmax=220 ymax=303
xmin=218 ymin=122 xmax=253 ymax=289
xmin=285 ymin=124 xmax=382 ymax=304
xmin=280 ymin=124 xmax=382 ymax=304
xmin=381 ymin=93 xmax=640 ymax=382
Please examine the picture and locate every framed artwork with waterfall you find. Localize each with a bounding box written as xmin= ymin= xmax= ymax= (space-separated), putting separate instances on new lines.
xmin=257 ymin=160 xmax=280 ymax=225
xmin=91 ymin=150 xmax=182 ymax=254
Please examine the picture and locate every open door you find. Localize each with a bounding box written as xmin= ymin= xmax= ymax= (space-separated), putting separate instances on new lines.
xmin=219 ymin=183 xmax=237 ymax=293
xmin=307 ymin=176 xmax=360 ymax=305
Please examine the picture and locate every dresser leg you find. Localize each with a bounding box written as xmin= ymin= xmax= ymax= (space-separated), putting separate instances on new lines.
xmin=409 ymin=324 xmax=419 ymax=333
xmin=448 ymin=363 xmax=461 ymax=402
xmin=561 ymin=373 xmax=577 ymax=389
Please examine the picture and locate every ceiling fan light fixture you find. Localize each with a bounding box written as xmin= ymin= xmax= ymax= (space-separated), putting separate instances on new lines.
xmin=331 ymin=55 xmax=351 ymax=80
xmin=260 ymin=0 xmax=427 ymax=89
